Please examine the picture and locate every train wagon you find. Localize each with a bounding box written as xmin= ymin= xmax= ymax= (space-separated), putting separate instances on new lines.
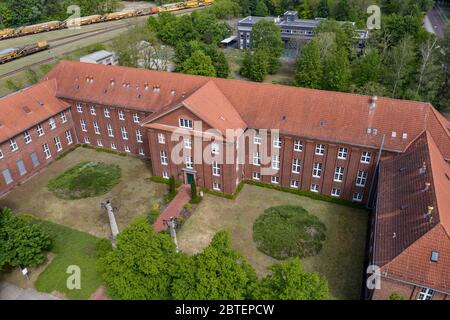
xmin=184 ymin=0 xmax=200 ymax=8
xmin=16 ymin=21 xmax=62 ymax=36
xmin=65 ymin=15 xmax=103 ymax=28
xmin=103 ymin=10 xmax=138 ymax=21
xmin=0 ymin=28 xmax=15 ymax=40
xmin=159 ymin=2 xmax=186 ymax=12
xmin=0 ymin=41 xmax=49 ymax=64
xmin=136 ymin=6 xmax=160 ymax=16
xmin=200 ymin=0 xmax=214 ymax=5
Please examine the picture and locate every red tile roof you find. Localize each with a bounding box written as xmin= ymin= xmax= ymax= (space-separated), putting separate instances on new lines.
xmin=0 ymin=79 xmax=70 ymax=144
xmin=44 ymin=61 xmax=450 ymax=157
xmin=375 ymin=132 xmax=450 ymax=293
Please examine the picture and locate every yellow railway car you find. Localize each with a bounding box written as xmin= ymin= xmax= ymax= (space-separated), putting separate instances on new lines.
xmin=65 ymin=14 xmax=103 ymax=28
xmin=102 ymin=10 xmax=138 ymax=21
xmin=0 ymin=41 xmax=49 ymax=64
xmin=159 ymin=2 xmax=186 ymax=12
xmin=0 ymin=28 xmax=15 ymax=40
xmin=184 ymin=0 xmax=200 ymax=8
xmin=16 ymin=21 xmax=62 ymax=36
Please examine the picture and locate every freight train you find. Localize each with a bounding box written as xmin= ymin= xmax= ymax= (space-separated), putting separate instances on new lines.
xmin=0 ymin=0 xmax=214 ymax=41
xmin=0 ymin=41 xmax=50 ymax=64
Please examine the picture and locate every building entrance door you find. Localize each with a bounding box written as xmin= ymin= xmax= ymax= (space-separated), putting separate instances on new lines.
xmin=186 ymin=173 xmax=194 ymax=184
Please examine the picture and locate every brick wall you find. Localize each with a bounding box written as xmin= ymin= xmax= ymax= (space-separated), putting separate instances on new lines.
xmin=372 ymin=277 xmax=449 ymax=300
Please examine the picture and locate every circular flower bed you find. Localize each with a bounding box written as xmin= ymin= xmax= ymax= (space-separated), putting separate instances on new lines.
xmin=48 ymin=161 xmax=121 ymax=199
xmin=253 ymin=205 xmax=326 ymax=259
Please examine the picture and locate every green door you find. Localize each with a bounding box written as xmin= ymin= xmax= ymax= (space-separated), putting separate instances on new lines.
xmin=187 ymin=173 xmax=194 ymax=184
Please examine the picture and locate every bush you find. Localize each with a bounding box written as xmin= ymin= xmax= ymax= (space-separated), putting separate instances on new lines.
xmin=48 ymin=162 xmax=121 ymax=199
xmin=389 ymin=292 xmax=405 ymax=300
xmin=253 ymin=205 xmax=326 ymax=259
xmin=0 ymin=208 xmax=51 ymax=269
xmin=147 ymin=206 xmax=161 ymax=225
xmin=149 ymin=176 xmax=182 ymax=187
xmin=95 ymin=238 xmax=113 ymax=259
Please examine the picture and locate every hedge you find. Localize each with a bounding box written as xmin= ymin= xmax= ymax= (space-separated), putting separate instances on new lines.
xmin=55 ymin=145 xmax=81 ymax=160
xmin=149 ymin=176 xmax=182 ymax=187
xmin=201 ymin=181 xmax=245 ymax=200
xmin=81 ymin=144 xmax=127 ymax=157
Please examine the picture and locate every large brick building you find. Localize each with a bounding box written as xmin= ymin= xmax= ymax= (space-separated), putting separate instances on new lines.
xmin=0 ymin=61 xmax=449 ymax=299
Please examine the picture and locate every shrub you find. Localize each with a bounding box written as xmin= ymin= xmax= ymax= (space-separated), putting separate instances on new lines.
xmin=47 ymin=162 xmax=121 ymax=199
xmin=95 ymin=238 xmax=113 ymax=259
xmin=253 ymin=205 xmax=327 ymax=259
xmin=0 ymin=208 xmax=51 ymax=269
xmin=389 ymin=292 xmax=405 ymax=300
xmin=147 ymin=206 xmax=161 ymax=225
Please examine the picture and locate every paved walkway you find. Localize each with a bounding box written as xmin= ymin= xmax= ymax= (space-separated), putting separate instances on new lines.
xmin=154 ymin=185 xmax=191 ymax=232
xmin=0 ymin=282 xmax=61 ymax=300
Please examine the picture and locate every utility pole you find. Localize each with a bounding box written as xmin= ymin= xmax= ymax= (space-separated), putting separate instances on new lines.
xmin=101 ymin=200 xmax=119 ymax=248
xmin=164 ymin=217 xmax=180 ymax=253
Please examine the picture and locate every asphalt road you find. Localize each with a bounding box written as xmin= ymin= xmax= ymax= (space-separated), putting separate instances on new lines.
xmin=0 ymin=282 xmax=61 ymax=300
xmin=426 ymin=5 xmax=448 ymax=38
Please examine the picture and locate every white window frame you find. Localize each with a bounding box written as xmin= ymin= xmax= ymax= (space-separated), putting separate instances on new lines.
xmin=271 ymin=176 xmax=279 ymax=184
xmin=254 ymin=135 xmax=262 ymax=145
xmin=107 ymin=124 xmax=114 ymax=137
xmin=273 ymin=137 xmax=282 ymax=149
xmin=158 ymin=133 xmax=165 ymax=144
xmin=133 ymin=113 xmax=140 ymax=123
xmin=80 ymin=119 xmax=87 ymax=132
xmin=104 ymin=108 xmax=110 ymax=118
xmin=93 ymin=121 xmax=100 ymax=135
xmin=24 ymin=131 xmax=32 ymax=144
xmin=331 ymin=188 xmax=341 ymax=197
xmin=211 ymin=142 xmax=220 ymax=155
xmin=185 ymin=156 xmax=193 ymax=169
xmin=84 ymin=136 xmax=90 ymax=144
xmin=97 ymin=139 xmax=103 ymax=147
xmin=292 ymin=159 xmax=301 ymax=174
xmin=338 ymin=147 xmax=348 ymax=160
xmin=36 ymin=124 xmax=44 ymax=136
xmin=294 ymin=140 xmax=303 ymax=152
xmin=184 ymin=137 xmax=192 ymax=149
xmin=356 ymin=170 xmax=367 ymax=187
xmin=162 ymin=171 xmax=169 ymax=179
xmin=90 ymin=106 xmax=96 ymax=115
xmin=334 ymin=167 xmax=344 ymax=182
xmin=49 ymin=118 xmax=56 ymax=130
xmin=353 ymin=192 xmax=363 ymax=202
xmin=310 ymin=184 xmax=319 ymax=193
xmin=417 ymin=287 xmax=434 ymax=300
xmin=118 ymin=110 xmax=125 ymax=121
xmin=42 ymin=143 xmax=51 ymax=159
xmin=9 ymin=139 xmax=18 ymax=152
xmin=312 ymin=162 xmax=322 ymax=178
xmin=253 ymin=152 xmax=261 ymax=166
xmin=121 ymin=127 xmax=128 ymax=140
xmin=253 ymin=171 xmax=260 ymax=180
xmin=136 ymin=129 xmax=143 ymax=143
xmin=290 ymin=180 xmax=299 ymax=188
xmin=272 ymin=155 xmax=280 ymax=170
xmin=54 ymin=137 xmax=62 ymax=152
xmin=65 ymin=130 xmax=73 ymax=145
xmin=139 ymin=148 xmax=145 ymax=156
xmin=111 ymin=143 xmax=117 ymax=150
xmin=76 ymin=103 xmax=83 ymax=113
xmin=0 ymin=149 xmax=3 ymax=159
xmin=160 ymin=151 xmax=168 ymax=165
xmin=60 ymin=111 xmax=67 ymax=124
xmin=315 ymin=144 xmax=325 ymax=155
xmin=213 ymin=182 xmax=221 ymax=191
xmin=212 ymin=161 xmax=221 ymax=176
xmin=124 ymin=145 xmax=130 ymax=153
xmin=179 ymin=118 xmax=193 ymax=129
xmin=361 ymin=151 xmax=371 ymax=164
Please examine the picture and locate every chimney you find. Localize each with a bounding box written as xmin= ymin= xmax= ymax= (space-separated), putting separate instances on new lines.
xmin=419 ymin=162 xmax=427 ymax=175
xmin=369 ymin=96 xmax=377 ymax=111
xmin=422 ymin=182 xmax=431 ymax=192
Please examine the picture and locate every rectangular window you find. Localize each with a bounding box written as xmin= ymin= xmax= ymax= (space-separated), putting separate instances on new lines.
xmin=16 ymin=159 xmax=27 ymax=176
xmin=90 ymin=106 xmax=96 ymax=115
xmin=139 ymin=148 xmax=145 ymax=156
xmin=76 ymin=103 xmax=83 ymax=113
xmin=104 ymin=108 xmax=110 ymax=118
xmin=179 ymin=118 xmax=193 ymax=129
xmin=65 ymin=130 xmax=73 ymax=145
xmin=334 ymin=167 xmax=344 ymax=182
xmin=111 ymin=143 xmax=117 ymax=150
xmin=84 ymin=136 xmax=90 ymax=144
xmin=290 ymin=180 xmax=299 ymax=188
xmin=2 ymin=168 xmax=13 ymax=184
xmin=136 ymin=129 xmax=143 ymax=143
xmin=36 ymin=124 xmax=44 ymax=136
xmin=42 ymin=143 xmax=51 ymax=159
xmin=107 ymin=124 xmax=114 ymax=137
xmin=331 ymin=188 xmax=341 ymax=197
xmin=160 ymin=151 xmax=168 ymax=165
xmin=353 ymin=192 xmax=363 ymax=202
xmin=312 ymin=162 xmax=322 ymax=178
xmin=254 ymin=135 xmax=262 ymax=145
xmin=158 ymin=133 xmax=165 ymax=144
xmin=9 ymin=139 xmax=18 ymax=152
xmin=271 ymin=176 xmax=279 ymax=184
xmin=338 ymin=147 xmax=348 ymax=160
xmin=24 ymin=131 xmax=32 ymax=144
xmin=60 ymin=112 xmax=67 ymax=124
xmin=292 ymin=159 xmax=301 ymax=173
xmin=49 ymin=118 xmax=56 ymax=130
xmin=272 ymin=155 xmax=280 ymax=170
xmin=93 ymin=122 xmax=100 ymax=135
xmin=315 ymin=144 xmax=325 ymax=155
xmin=97 ymin=139 xmax=103 ymax=147
xmin=273 ymin=137 xmax=282 ymax=148
xmin=54 ymin=137 xmax=62 ymax=152
xmin=0 ymin=149 xmax=4 ymax=159
xmin=118 ymin=110 xmax=125 ymax=120
xmin=80 ymin=119 xmax=87 ymax=132
xmin=253 ymin=172 xmax=260 ymax=180
xmin=124 ymin=145 xmax=130 ymax=153
xmin=133 ymin=113 xmax=140 ymax=123
xmin=184 ymin=137 xmax=192 ymax=149
xmin=185 ymin=156 xmax=193 ymax=169
xmin=310 ymin=184 xmax=319 ymax=193
xmin=361 ymin=151 xmax=371 ymax=164
xmin=356 ymin=171 xmax=368 ymax=187
xmin=162 ymin=171 xmax=169 ymax=179
xmin=417 ymin=287 xmax=434 ymax=300
xmin=30 ymin=152 xmax=39 ymax=168
xmin=213 ymin=182 xmax=221 ymax=191
xmin=212 ymin=161 xmax=220 ymax=176
xmin=253 ymin=152 xmax=261 ymax=166
xmin=294 ymin=140 xmax=303 ymax=152
xmin=121 ymin=127 xmax=128 ymax=140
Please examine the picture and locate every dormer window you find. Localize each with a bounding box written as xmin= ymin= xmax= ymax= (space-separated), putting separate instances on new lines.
xmin=153 ymin=86 xmax=160 ymax=93
xmin=179 ymin=118 xmax=193 ymax=129
xmin=133 ymin=113 xmax=140 ymax=123
xmin=49 ymin=118 xmax=56 ymax=130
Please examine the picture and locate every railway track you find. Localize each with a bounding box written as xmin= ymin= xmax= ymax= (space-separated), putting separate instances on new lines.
xmin=0 ymin=7 xmax=202 ymax=80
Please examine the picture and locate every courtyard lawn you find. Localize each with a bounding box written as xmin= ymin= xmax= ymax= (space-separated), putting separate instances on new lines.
xmin=31 ymin=218 xmax=102 ymax=300
xmin=0 ymin=147 xmax=166 ymax=238
xmin=177 ymin=184 xmax=368 ymax=300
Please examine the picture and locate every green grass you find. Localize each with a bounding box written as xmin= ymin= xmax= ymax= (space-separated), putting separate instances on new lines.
xmin=47 ymin=161 xmax=121 ymax=199
xmin=253 ymin=205 xmax=327 ymax=260
xmin=30 ymin=218 xmax=103 ymax=300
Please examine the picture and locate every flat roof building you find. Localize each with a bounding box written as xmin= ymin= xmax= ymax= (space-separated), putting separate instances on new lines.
xmin=80 ymin=50 xmax=118 ymax=66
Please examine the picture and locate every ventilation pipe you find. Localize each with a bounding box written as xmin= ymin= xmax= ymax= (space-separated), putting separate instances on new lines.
xmin=101 ymin=200 xmax=119 ymax=247
xmin=422 ymin=182 xmax=431 ymax=192
xmin=419 ymin=162 xmax=427 ymax=175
